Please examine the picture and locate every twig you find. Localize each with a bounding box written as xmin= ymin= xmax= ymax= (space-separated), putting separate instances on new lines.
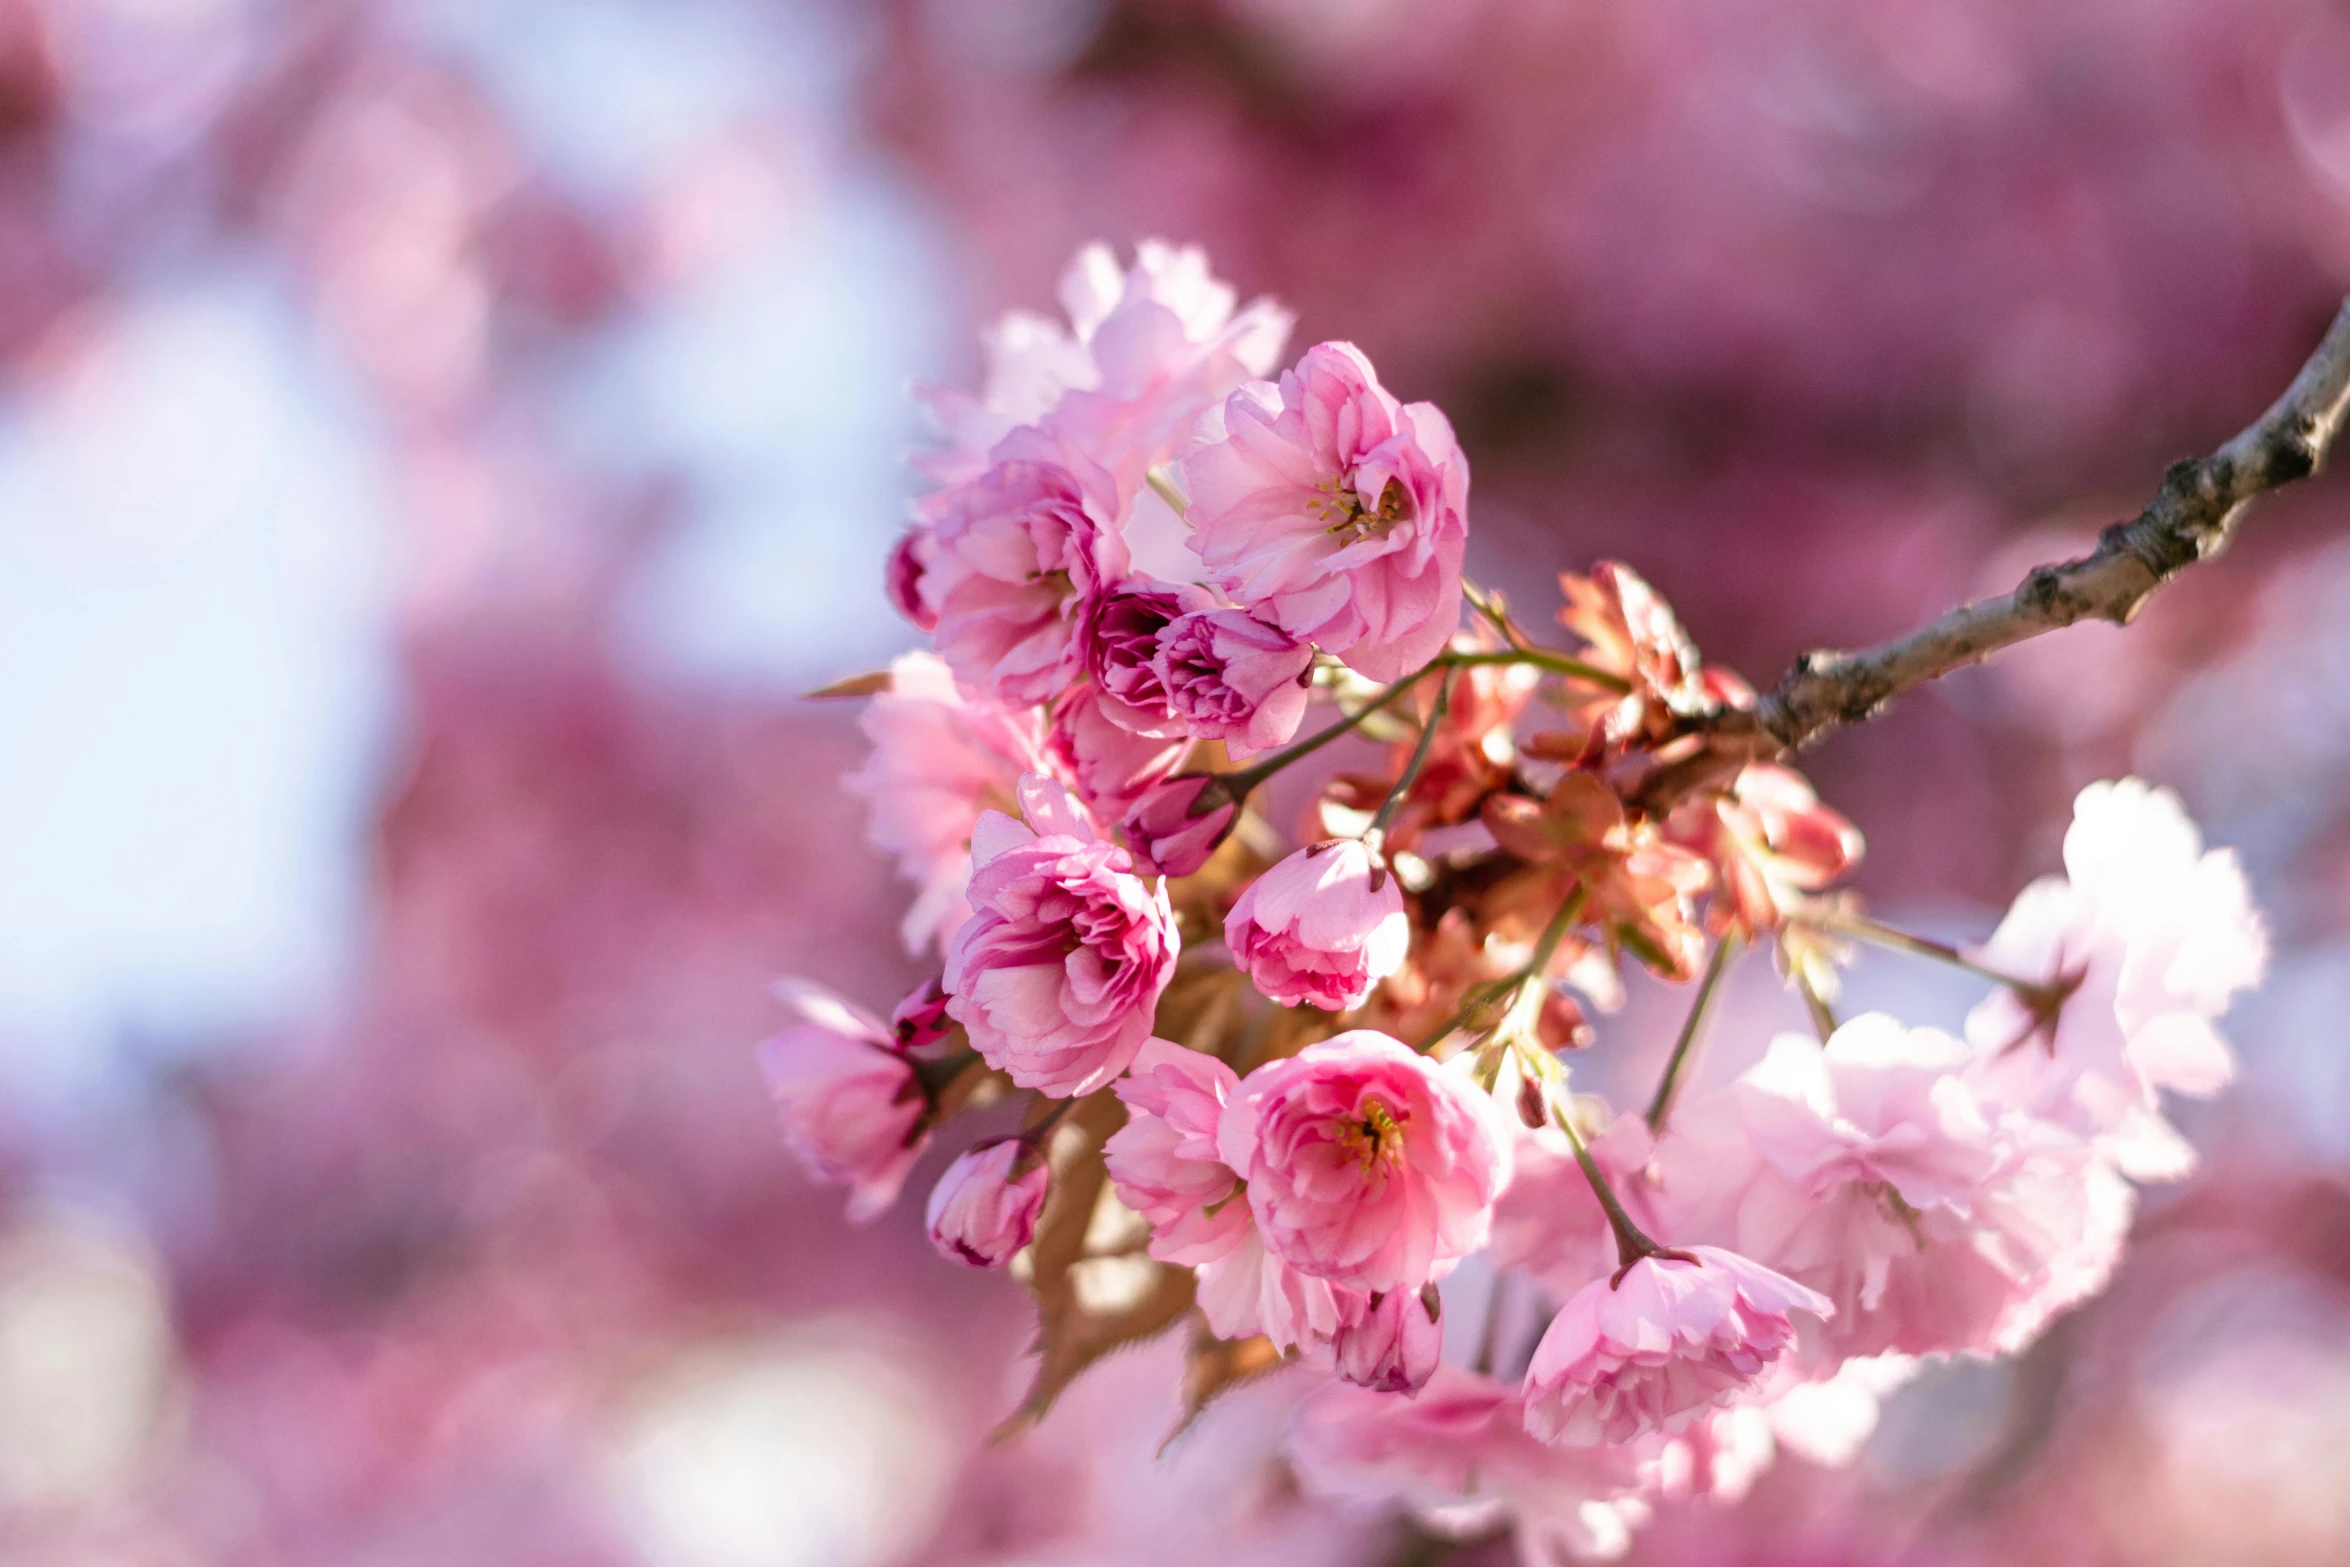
xmin=1641 ymin=299 xmax=2350 ymax=808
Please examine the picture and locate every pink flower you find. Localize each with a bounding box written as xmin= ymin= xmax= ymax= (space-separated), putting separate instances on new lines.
xmin=1288 ymin=1369 xmax=1649 ymax=1563
xmin=911 ymin=239 xmax=1290 ymax=491
xmin=883 ymin=526 xmax=937 ymax=631
xmin=890 ymin=976 xmax=955 ymax=1051
xmin=1966 ymin=778 xmax=2267 ymax=1180
xmin=1121 ymin=772 xmax=1240 ymax=877
xmin=1105 ymin=1037 xmax=1344 ymax=1352
xmin=1078 ymin=577 xmax=1198 ymax=734
xmin=754 ymin=981 xmax=928 ymax=1223
xmin=926 ymin=1138 xmax=1050 ymax=1267
xmin=1153 ymin=607 xmax=1314 ymax=758
xmin=1520 ymin=1247 xmax=1832 ymax=1448
xmin=922 ymin=425 xmax=1131 ymax=706
xmin=1045 ymin=680 xmax=1189 ymax=821
xmin=1223 ymin=840 xmax=1410 ymax=1011
xmin=1219 ymin=1031 xmax=1511 ymax=1294
xmin=1182 ymin=342 xmax=1469 ymax=681
xmin=1659 ymin=1019 xmax=2130 ymax=1362
xmin=944 ymin=774 xmax=1179 ymax=1097
xmin=847 ymin=651 xmax=1053 ymax=954
xmin=1332 ymin=1286 xmax=1444 ymax=1395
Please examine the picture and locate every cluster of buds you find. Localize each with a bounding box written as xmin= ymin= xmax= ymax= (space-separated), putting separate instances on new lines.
xmin=763 ymin=244 xmax=2271 ymax=1560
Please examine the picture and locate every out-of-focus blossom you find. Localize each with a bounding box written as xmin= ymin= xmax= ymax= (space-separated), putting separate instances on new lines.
xmin=926 ymin=1138 xmax=1049 ymax=1268
xmin=1223 ymin=839 xmax=1410 ymax=1012
xmin=1121 ymin=772 xmax=1240 ymax=878
xmin=1288 ymin=1369 xmax=1650 ymax=1563
xmin=1153 ymin=606 xmax=1314 ymax=758
xmin=1521 ymin=1247 xmax=1832 ymax=1448
xmin=1218 ymin=1031 xmax=1510 ymax=1294
xmin=1183 ymin=342 xmax=1469 ymax=681
xmin=917 ymin=240 xmax=1292 ymax=494
xmin=1968 ymin=778 xmax=2268 ymax=1178
xmin=849 ymin=650 xmax=1053 ymax=954
xmin=885 ymin=525 xmax=939 ymax=631
xmin=1331 ymin=1284 xmax=1443 ymax=1395
xmin=756 ymin=980 xmax=928 ymax=1223
xmin=944 ymin=774 xmax=1178 ymax=1096
xmin=1663 ymin=1019 xmax=2130 ymax=1360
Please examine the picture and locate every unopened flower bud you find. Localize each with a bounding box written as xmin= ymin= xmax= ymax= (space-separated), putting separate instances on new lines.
xmin=1122 ymin=773 xmax=1240 ymax=878
xmin=926 ymin=1138 xmax=1050 ymax=1268
xmin=1224 ymin=839 xmax=1410 ymax=1011
xmin=1333 ymin=1285 xmax=1443 ymax=1394
xmin=891 ymin=975 xmax=955 ymax=1051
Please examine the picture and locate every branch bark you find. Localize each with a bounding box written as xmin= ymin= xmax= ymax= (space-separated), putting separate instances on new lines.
xmin=1642 ymin=298 xmax=2350 ymax=808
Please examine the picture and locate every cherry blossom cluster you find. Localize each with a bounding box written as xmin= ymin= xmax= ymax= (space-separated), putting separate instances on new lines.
xmin=761 ymin=243 xmax=2270 ymax=1561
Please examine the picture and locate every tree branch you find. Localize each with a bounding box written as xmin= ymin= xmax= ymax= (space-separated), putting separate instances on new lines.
xmin=1641 ymin=297 xmax=2350 ymax=809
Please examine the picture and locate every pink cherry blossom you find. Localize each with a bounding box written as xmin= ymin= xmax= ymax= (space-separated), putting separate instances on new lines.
xmin=1105 ymin=1037 xmax=1344 ymax=1352
xmin=1659 ymin=1018 xmax=2131 ymax=1362
xmin=1287 ymin=1369 xmax=1649 ymax=1564
xmin=1079 ymin=577 xmax=1198 ymax=734
xmin=847 ymin=650 xmax=1052 ymax=954
xmin=926 ymin=1138 xmax=1050 ymax=1268
xmin=754 ymin=980 xmax=928 ymax=1224
xmin=1152 ymin=607 xmax=1314 ymax=758
xmin=1121 ymin=772 xmax=1240 ymax=877
xmin=921 ymin=425 xmax=1131 ymax=706
xmin=944 ymin=774 xmax=1179 ymax=1097
xmin=1332 ymin=1285 xmax=1444 ymax=1395
xmin=883 ymin=526 xmax=938 ymax=631
xmin=889 ymin=975 xmax=955 ymax=1051
xmin=1219 ymin=1031 xmax=1511 ymax=1294
xmin=1223 ymin=839 xmax=1411 ymax=1011
xmin=912 ymin=239 xmax=1291 ymax=491
xmin=1045 ymin=678 xmax=1189 ymax=822
xmin=1966 ymin=777 xmax=2267 ymax=1179
xmin=1520 ymin=1246 xmax=1832 ymax=1448
xmin=1182 ymin=341 xmax=1469 ymax=681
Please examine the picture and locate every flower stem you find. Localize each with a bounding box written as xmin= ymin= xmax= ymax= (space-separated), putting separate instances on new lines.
xmin=1366 ymin=668 xmax=1454 ymax=842
xmin=1550 ymin=1098 xmax=1696 ymax=1282
xmin=1817 ymin=909 xmax=2067 ymax=1009
xmin=1645 ymin=931 xmax=1740 ymax=1130
xmin=1420 ymin=885 xmax=1590 ymax=1051
xmin=1144 ymin=464 xmax=1187 ymax=518
xmin=1218 ymin=666 xmax=1435 ymax=798
xmin=1797 ymin=968 xmax=1839 ymax=1043
xmin=1439 ymin=647 xmax=1632 ymax=693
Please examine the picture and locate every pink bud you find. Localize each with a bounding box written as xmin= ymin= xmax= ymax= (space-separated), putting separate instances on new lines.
xmin=884 ymin=527 xmax=938 ymax=632
xmin=1152 ymin=608 xmax=1313 ymax=759
xmin=1122 ymin=773 xmax=1240 ymax=877
xmin=890 ymin=976 xmax=955 ymax=1050
xmin=926 ymin=1138 xmax=1050 ymax=1268
xmin=1333 ymin=1285 xmax=1443 ymax=1394
xmin=1224 ymin=839 xmax=1410 ymax=1011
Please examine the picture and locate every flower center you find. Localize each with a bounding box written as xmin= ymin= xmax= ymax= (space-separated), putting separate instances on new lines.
xmin=1339 ymin=1096 xmax=1408 ymax=1168
xmin=1312 ymin=475 xmax=1411 ymax=542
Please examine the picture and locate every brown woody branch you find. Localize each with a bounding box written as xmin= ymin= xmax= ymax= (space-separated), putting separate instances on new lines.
xmin=1642 ymin=298 xmax=2350 ymax=810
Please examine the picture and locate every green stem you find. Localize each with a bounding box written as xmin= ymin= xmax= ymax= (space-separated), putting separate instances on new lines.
xmin=1645 ymin=932 xmax=1740 ymax=1129
xmin=1551 ymin=1098 xmax=1692 ymax=1279
xmin=1420 ymin=884 xmax=1589 ymax=1050
xmin=1366 ymin=668 xmax=1453 ymax=841
xmin=1819 ymin=910 xmax=2062 ymax=1006
xmin=1218 ymin=667 xmax=1434 ymax=798
xmin=1798 ymin=968 xmax=1839 ymax=1044
xmin=1439 ymin=647 xmax=1632 ymax=693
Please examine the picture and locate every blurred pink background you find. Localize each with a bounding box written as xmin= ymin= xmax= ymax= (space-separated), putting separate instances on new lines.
xmin=3 ymin=2 xmax=2349 ymax=1563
